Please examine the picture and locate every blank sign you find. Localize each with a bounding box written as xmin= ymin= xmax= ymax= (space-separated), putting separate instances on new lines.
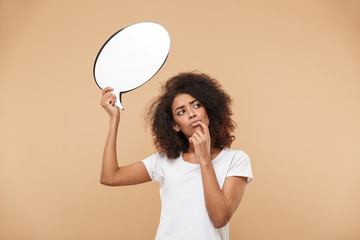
xmin=94 ymin=22 xmax=171 ymax=109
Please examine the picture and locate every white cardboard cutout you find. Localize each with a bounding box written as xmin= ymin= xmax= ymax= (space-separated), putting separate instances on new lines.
xmin=94 ymin=22 xmax=170 ymax=109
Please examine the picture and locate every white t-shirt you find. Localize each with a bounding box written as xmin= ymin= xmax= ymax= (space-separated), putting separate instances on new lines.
xmin=142 ymin=148 xmax=253 ymax=240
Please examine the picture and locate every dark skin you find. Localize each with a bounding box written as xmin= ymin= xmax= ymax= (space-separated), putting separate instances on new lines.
xmin=99 ymin=88 xmax=248 ymax=228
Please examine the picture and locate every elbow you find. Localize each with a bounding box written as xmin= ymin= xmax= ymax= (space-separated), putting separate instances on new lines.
xmin=100 ymin=177 xmax=115 ymax=186
xmin=212 ymin=216 xmax=230 ymax=229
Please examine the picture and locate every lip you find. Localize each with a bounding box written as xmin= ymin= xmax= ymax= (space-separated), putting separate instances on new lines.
xmin=189 ymin=120 xmax=200 ymax=127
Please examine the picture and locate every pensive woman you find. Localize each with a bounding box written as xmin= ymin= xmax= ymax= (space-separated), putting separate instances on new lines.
xmin=99 ymin=71 xmax=253 ymax=240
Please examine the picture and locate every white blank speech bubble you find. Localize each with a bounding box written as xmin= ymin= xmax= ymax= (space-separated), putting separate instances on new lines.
xmin=93 ymin=22 xmax=171 ymax=110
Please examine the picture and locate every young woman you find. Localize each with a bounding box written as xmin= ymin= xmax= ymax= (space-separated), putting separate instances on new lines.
xmin=100 ymin=71 xmax=253 ymax=240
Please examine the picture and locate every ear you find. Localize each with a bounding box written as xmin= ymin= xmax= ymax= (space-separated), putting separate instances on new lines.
xmin=173 ymin=123 xmax=180 ymax=132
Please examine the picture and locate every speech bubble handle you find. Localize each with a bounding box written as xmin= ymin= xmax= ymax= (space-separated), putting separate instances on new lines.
xmin=113 ymin=90 xmax=124 ymax=110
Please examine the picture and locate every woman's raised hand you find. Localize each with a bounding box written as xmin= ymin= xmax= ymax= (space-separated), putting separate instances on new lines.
xmin=100 ymin=87 xmax=120 ymax=120
xmin=189 ymin=121 xmax=211 ymax=164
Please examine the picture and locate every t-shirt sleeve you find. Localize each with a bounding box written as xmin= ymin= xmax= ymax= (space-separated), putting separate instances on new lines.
xmin=226 ymin=150 xmax=253 ymax=184
xmin=141 ymin=152 xmax=163 ymax=184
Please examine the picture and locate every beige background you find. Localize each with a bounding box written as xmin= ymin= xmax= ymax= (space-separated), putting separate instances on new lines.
xmin=1 ymin=0 xmax=359 ymax=239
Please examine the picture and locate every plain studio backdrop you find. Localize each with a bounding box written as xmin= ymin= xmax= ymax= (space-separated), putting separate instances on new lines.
xmin=0 ymin=1 xmax=359 ymax=239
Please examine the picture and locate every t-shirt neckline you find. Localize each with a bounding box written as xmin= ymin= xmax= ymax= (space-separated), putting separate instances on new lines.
xmin=180 ymin=148 xmax=225 ymax=166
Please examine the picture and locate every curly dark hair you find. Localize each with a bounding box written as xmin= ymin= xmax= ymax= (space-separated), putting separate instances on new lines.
xmin=145 ymin=71 xmax=236 ymax=159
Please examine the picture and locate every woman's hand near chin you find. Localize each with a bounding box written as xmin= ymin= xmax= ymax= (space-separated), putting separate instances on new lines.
xmin=189 ymin=120 xmax=211 ymax=164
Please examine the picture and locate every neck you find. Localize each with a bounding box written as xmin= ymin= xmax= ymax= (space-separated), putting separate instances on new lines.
xmin=187 ymin=143 xmax=195 ymax=153
xmin=186 ymin=143 xmax=220 ymax=154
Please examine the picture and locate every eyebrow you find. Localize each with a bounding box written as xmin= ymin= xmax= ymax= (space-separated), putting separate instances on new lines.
xmin=173 ymin=99 xmax=198 ymax=112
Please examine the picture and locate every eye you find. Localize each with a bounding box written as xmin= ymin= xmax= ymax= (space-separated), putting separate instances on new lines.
xmin=177 ymin=110 xmax=185 ymax=116
xmin=193 ymin=103 xmax=201 ymax=109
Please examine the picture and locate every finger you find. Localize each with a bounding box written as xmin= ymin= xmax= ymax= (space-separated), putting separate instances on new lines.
xmin=103 ymin=95 xmax=116 ymax=106
xmin=189 ymin=133 xmax=199 ymax=143
xmin=102 ymin=87 xmax=114 ymax=96
xmin=189 ymin=136 xmax=199 ymax=146
xmin=109 ymin=95 xmax=117 ymax=105
xmin=190 ymin=132 xmax=202 ymax=144
xmin=104 ymin=95 xmax=113 ymax=106
xmin=193 ymin=128 xmax=207 ymax=140
xmin=193 ymin=130 xmax=203 ymax=139
xmin=195 ymin=133 xmax=207 ymax=144
xmin=198 ymin=121 xmax=210 ymax=137
xmin=103 ymin=87 xmax=114 ymax=92
xmin=101 ymin=93 xmax=111 ymax=103
xmin=102 ymin=92 xmax=117 ymax=104
xmin=104 ymin=92 xmax=117 ymax=101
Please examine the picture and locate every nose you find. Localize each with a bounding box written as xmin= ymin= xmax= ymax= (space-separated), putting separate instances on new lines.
xmin=188 ymin=108 xmax=196 ymax=119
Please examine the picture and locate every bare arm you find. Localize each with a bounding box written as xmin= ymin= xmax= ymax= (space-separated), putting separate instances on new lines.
xmin=190 ymin=121 xmax=247 ymax=228
xmin=99 ymin=87 xmax=151 ymax=186
xmin=200 ymin=164 xmax=247 ymax=228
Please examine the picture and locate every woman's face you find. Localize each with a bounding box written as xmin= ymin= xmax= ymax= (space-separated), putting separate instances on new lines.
xmin=171 ymin=93 xmax=210 ymax=138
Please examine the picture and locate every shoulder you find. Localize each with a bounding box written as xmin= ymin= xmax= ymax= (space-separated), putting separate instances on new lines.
xmin=223 ymin=148 xmax=253 ymax=183
xmin=146 ymin=151 xmax=170 ymax=158
xmin=141 ymin=151 xmax=171 ymax=183
xmin=142 ymin=151 xmax=175 ymax=166
xmin=221 ymin=148 xmax=249 ymax=160
xmin=217 ymin=148 xmax=251 ymax=168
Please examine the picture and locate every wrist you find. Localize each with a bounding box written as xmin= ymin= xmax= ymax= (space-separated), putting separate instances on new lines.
xmin=109 ymin=116 xmax=120 ymax=125
xmin=199 ymin=159 xmax=212 ymax=167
